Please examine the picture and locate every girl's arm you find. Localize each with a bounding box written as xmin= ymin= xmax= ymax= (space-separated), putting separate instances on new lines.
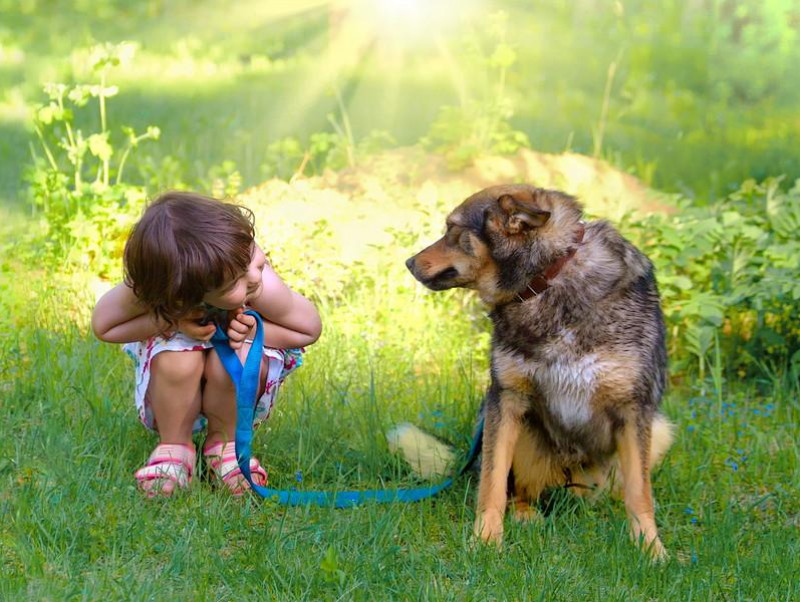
xmin=247 ymin=264 xmax=322 ymax=349
xmin=91 ymin=283 xmax=215 ymax=343
xmin=92 ymin=283 xmax=159 ymax=343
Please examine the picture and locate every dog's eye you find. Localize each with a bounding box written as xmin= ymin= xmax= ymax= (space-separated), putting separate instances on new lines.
xmin=445 ymin=226 xmax=460 ymax=246
xmin=458 ymin=230 xmax=473 ymax=254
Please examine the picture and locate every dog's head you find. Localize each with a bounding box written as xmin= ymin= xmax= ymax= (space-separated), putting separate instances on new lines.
xmin=405 ymin=184 xmax=583 ymax=303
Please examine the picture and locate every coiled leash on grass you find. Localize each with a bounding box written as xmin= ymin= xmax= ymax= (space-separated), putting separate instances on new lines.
xmin=210 ymin=309 xmax=482 ymax=507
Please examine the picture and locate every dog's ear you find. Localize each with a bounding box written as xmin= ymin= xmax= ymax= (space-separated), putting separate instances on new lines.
xmin=498 ymin=193 xmax=550 ymax=234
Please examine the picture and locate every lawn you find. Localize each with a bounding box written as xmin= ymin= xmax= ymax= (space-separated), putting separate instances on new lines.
xmin=2 ymin=257 xmax=798 ymax=599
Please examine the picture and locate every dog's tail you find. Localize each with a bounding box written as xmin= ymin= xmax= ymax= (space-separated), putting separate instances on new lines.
xmin=386 ymin=423 xmax=457 ymax=479
xmin=650 ymin=413 xmax=675 ymax=468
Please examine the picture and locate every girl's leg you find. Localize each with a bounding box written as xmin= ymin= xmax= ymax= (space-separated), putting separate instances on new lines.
xmin=136 ymin=350 xmax=204 ymax=496
xmin=202 ymin=344 xmax=266 ymax=446
xmin=148 ymin=350 xmax=205 ymax=444
xmin=202 ymin=345 xmax=269 ymax=493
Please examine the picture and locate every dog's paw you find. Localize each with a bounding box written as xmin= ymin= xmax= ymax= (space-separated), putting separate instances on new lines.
xmin=632 ymin=531 xmax=668 ymax=562
xmin=646 ymin=537 xmax=668 ymax=563
xmin=474 ymin=509 xmax=504 ymax=545
xmin=512 ymin=501 xmax=542 ymax=524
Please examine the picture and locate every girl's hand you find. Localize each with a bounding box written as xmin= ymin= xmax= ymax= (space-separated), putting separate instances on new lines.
xmin=176 ymin=308 xmax=217 ymax=341
xmin=227 ymin=308 xmax=256 ymax=350
xmin=246 ymin=261 xmax=322 ymax=349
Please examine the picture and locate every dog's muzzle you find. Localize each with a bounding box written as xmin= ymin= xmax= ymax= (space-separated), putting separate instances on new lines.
xmin=406 ymin=256 xmax=458 ymax=290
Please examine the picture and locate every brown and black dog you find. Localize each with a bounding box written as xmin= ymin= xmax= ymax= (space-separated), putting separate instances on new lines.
xmin=406 ymin=184 xmax=673 ymax=559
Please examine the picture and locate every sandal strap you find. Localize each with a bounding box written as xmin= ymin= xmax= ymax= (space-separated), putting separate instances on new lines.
xmin=204 ymin=441 xmax=267 ymax=489
xmin=135 ymin=461 xmax=191 ymax=487
xmin=136 ymin=443 xmax=196 ymax=482
xmin=202 ymin=440 xmax=233 ymax=457
xmin=208 ymin=458 xmax=266 ymax=479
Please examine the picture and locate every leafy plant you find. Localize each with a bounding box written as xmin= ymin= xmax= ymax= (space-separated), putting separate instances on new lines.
xmin=204 ymin=160 xmax=242 ymax=199
xmin=623 ymin=177 xmax=800 ymax=375
xmin=259 ymin=137 xmax=306 ymax=181
xmin=24 ymin=42 xmax=160 ymax=276
xmin=420 ymin=11 xmax=530 ymax=169
xmin=259 ymin=129 xmax=396 ymax=182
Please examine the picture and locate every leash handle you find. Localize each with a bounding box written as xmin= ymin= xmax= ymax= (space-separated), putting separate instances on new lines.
xmin=210 ymin=311 xmax=482 ymax=507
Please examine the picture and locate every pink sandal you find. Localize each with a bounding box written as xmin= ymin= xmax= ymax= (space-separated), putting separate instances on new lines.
xmin=134 ymin=443 xmax=195 ymax=497
xmin=203 ymin=441 xmax=268 ymax=496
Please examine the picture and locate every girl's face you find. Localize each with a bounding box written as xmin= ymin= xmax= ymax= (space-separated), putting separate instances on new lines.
xmin=203 ymin=244 xmax=266 ymax=310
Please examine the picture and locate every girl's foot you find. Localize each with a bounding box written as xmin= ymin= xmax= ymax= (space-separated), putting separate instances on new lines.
xmin=203 ymin=441 xmax=268 ymax=496
xmin=134 ymin=443 xmax=195 ymax=497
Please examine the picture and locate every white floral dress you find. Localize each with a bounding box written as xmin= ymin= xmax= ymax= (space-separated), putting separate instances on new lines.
xmin=123 ymin=333 xmax=302 ymax=433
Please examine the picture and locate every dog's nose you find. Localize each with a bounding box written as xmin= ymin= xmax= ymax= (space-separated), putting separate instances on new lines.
xmin=405 ymin=257 xmax=415 ymax=272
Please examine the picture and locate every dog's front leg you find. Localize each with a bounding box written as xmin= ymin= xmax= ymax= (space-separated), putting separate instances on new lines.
xmin=475 ymin=389 xmax=524 ymax=545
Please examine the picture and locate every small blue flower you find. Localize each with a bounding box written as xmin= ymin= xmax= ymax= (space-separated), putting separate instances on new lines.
xmin=687 ymin=425 xmax=696 ymax=432
xmin=295 ymin=470 xmax=303 ymax=483
xmin=732 ymin=449 xmax=748 ymax=464
xmin=684 ymin=507 xmax=694 ymax=515
xmin=691 ymin=552 xmax=698 ymax=564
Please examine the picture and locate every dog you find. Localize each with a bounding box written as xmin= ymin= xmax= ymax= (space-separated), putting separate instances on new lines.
xmin=406 ymin=184 xmax=673 ymax=559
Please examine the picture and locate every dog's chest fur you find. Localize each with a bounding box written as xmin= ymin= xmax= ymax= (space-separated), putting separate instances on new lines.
xmin=530 ymin=339 xmax=600 ymax=429
xmin=494 ymin=330 xmax=598 ymax=421
xmin=492 ymin=325 xmax=618 ymax=460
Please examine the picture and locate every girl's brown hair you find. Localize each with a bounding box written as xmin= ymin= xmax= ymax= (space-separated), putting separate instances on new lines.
xmin=124 ymin=191 xmax=255 ymax=326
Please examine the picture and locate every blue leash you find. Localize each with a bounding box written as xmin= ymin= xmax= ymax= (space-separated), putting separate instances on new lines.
xmin=210 ymin=310 xmax=483 ymax=507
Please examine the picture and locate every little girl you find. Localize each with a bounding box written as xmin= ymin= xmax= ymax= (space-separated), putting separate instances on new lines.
xmin=92 ymin=191 xmax=322 ymax=497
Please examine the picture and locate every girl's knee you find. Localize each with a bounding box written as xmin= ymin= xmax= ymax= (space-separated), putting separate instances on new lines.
xmin=151 ymin=350 xmax=205 ymax=385
xmin=204 ymin=348 xmax=268 ymax=394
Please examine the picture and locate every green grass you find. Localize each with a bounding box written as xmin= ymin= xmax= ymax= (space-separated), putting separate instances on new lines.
xmin=1 ymin=258 xmax=799 ymax=600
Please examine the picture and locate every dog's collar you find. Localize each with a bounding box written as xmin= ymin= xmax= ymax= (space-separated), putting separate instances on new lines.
xmin=512 ymin=222 xmax=586 ymax=303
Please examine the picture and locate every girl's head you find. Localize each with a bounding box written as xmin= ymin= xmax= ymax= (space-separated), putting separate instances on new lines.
xmin=124 ymin=191 xmax=264 ymax=325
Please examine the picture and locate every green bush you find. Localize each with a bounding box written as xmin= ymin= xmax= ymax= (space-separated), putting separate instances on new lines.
xmin=623 ymin=177 xmax=800 ymax=376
